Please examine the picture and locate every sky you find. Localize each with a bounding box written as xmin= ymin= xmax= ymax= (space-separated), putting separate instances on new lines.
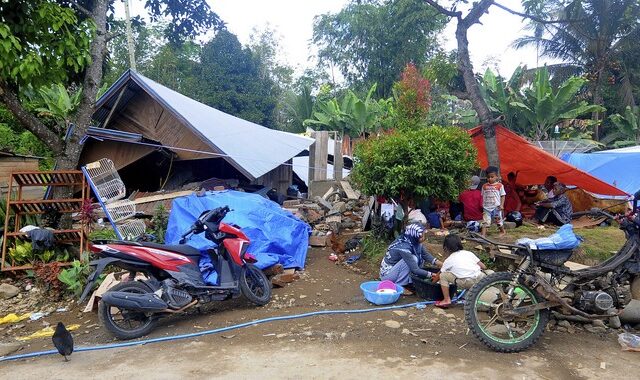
xmin=122 ymin=0 xmax=555 ymax=79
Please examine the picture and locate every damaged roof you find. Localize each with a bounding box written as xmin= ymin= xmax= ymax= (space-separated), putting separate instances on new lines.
xmin=93 ymin=70 xmax=313 ymax=180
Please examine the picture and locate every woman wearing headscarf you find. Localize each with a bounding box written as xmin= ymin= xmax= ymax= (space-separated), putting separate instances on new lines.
xmin=379 ymin=223 xmax=442 ymax=292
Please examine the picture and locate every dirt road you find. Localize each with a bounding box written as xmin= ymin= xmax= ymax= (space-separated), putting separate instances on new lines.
xmin=2 ymin=247 xmax=640 ymax=379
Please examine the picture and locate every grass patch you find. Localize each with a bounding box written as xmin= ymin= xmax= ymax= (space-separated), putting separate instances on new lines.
xmin=473 ymin=222 xmax=626 ymax=265
xmin=360 ymin=235 xmax=390 ymax=266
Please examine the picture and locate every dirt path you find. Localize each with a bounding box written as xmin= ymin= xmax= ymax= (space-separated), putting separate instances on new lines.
xmin=2 ymin=247 xmax=640 ymax=379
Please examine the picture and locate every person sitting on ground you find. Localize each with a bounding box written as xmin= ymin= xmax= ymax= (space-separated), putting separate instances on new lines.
xmin=426 ymin=205 xmax=444 ymax=229
xmin=534 ymin=182 xmax=573 ymax=226
xmin=504 ymin=172 xmax=522 ymax=213
xmin=459 ymin=175 xmax=483 ymax=222
xmin=542 ymin=175 xmax=558 ymax=199
xmin=379 ymin=223 xmax=443 ymax=294
xmin=434 ymin=234 xmax=487 ymax=308
xmin=407 ymin=199 xmax=427 ymax=225
xmin=481 ymin=166 xmax=506 ymax=236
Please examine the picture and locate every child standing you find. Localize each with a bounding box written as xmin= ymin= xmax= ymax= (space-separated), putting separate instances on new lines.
xmin=481 ymin=166 xmax=506 ymax=236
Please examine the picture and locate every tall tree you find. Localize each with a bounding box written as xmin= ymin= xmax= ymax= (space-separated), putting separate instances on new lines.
xmin=195 ymin=29 xmax=280 ymax=128
xmin=312 ymin=0 xmax=446 ymax=98
xmin=514 ymin=0 xmax=640 ymax=139
xmin=0 ymin=0 xmax=221 ymax=169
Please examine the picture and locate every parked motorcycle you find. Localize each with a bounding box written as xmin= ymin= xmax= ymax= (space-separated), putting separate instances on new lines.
xmin=464 ymin=207 xmax=640 ymax=352
xmin=79 ymin=206 xmax=272 ymax=340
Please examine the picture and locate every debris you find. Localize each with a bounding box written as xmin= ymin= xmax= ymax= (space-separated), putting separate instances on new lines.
xmin=392 ymin=310 xmax=408 ymax=317
xmin=56 ymin=307 xmax=68 ymax=313
xmin=29 ymin=312 xmax=48 ymax=321
xmin=0 ymin=313 xmax=31 ymax=325
xmin=299 ymin=295 xmax=307 ymax=299
xmin=309 ymin=235 xmax=328 ymax=247
xmin=600 ymin=362 xmax=606 ymax=370
xmin=458 ymin=343 xmax=468 ymax=349
xmin=0 ymin=284 xmax=20 ymax=300
xmin=618 ymin=332 xmax=640 ymax=351
xmin=16 ymin=324 xmax=81 ymax=341
xmin=415 ymin=304 xmax=427 ymax=310
xmin=328 ymin=253 xmax=338 ymax=262
xmin=0 ymin=342 xmax=23 ymax=357
xmin=402 ymin=328 xmax=418 ymax=336
xmin=221 ymin=334 xmax=236 ymax=339
xmin=263 ymin=333 xmax=276 ymax=337
xmin=384 ymin=320 xmax=401 ymax=329
xmin=340 ymin=181 xmax=359 ymax=200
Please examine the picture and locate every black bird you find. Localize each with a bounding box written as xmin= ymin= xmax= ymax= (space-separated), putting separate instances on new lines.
xmin=52 ymin=322 xmax=73 ymax=361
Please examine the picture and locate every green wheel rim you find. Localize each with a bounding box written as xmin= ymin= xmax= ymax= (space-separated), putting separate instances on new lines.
xmin=474 ymin=280 xmax=541 ymax=345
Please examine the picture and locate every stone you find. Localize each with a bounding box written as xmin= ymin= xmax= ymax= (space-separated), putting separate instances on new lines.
xmin=384 ymin=320 xmax=401 ymax=329
xmin=328 ymin=202 xmax=347 ymax=216
xmin=392 ymin=310 xmax=408 ymax=317
xmin=308 ymin=235 xmax=327 ymax=247
xmin=0 ymin=342 xmax=23 ymax=357
xmin=584 ymin=325 xmax=607 ymax=334
xmin=619 ymin=299 xmax=640 ymax=324
xmin=299 ymin=295 xmax=307 ymax=299
xmin=557 ymin=319 xmax=571 ymax=328
xmin=432 ymin=308 xmax=447 ymax=316
xmin=592 ymin=319 xmax=607 ymax=328
xmin=0 ymin=284 xmax=20 ymax=300
xmin=608 ymin=315 xmax=622 ymax=329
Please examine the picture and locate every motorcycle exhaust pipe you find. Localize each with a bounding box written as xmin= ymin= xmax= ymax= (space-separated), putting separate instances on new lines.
xmin=102 ymin=291 xmax=169 ymax=312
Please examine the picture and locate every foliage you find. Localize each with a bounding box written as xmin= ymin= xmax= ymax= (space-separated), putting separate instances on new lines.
xmin=194 ymin=29 xmax=281 ymax=129
xmin=150 ymin=204 xmax=169 ymax=244
xmin=89 ymin=227 xmax=118 ymax=241
xmin=479 ymin=66 xmax=605 ymax=140
xmin=33 ymin=261 xmax=63 ymax=298
xmin=351 ymin=126 xmax=477 ymax=217
xmin=515 ymin=0 xmax=640 ymax=139
xmin=360 ymin=234 xmax=390 ymax=266
xmin=393 ymin=64 xmax=432 ymax=127
xmin=312 ymin=0 xmax=446 ymax=98
xmin=0 ymin=1 xmax=94 ymax=88
xmin=281 ymin=86 xmax=315 ymax=133
xmin=607 ymin=106 xmax=640 ymax=147
xmin=7 ymin=240 xmax=71 ymax=266
xmin=80 ymin=198 xmax=98 ymax=233
xmin=305 ymin=84 xmax=395 ymax=137
xmin=58 ymin=252 xmax=99 ymax=298
xmin=27 ymin=83 xmax=82 ymax=125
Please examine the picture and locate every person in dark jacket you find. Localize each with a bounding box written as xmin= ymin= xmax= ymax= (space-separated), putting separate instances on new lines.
xmin=535 ymin=182 xmax=573 ymax=225
xmin=379 ymin=223 xmax=442 ymax=292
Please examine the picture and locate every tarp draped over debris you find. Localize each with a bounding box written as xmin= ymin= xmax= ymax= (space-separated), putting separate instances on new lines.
xmin=165 ymin=190 xmax=311 ymax=270
xmin=562 ymin=151 xmax=640 ymax=195
xmin=469 ymin=126 xmax=627 ymax=196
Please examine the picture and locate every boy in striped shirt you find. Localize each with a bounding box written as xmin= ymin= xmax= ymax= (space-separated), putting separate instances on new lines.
xmin=481 ymin=166 xmax=506 ymax=236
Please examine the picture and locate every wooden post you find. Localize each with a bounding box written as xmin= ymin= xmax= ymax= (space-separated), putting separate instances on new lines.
xmin=308 ymin=131 xmax=329 ymax=182
xmin=333 ymin=133 xmax=343 ymax=180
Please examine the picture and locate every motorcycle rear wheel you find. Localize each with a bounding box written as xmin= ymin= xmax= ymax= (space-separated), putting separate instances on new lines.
xmin=240 ymin=264 xmax=272 ymax=306
xmin=99 ymin=281 xmax=157 ymax=340
xmin=464 ymin=272 xmax=550 ymax=353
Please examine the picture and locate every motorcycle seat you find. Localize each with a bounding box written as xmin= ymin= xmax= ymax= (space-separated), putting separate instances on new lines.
xmin=138 ymin=242 xmax=202 ymax=261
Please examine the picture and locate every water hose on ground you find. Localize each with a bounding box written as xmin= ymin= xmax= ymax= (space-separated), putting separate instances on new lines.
xmin=0 ymin=291 xmax=465 ymax=363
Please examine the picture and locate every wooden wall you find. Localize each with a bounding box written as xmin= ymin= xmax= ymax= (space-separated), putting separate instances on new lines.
xmin=253 ymin=161 xmax=293 ymax=194
xmin=108 ymin=92 xmax=216 ymax=161
xmin=79 ymin=140 xmax=155 ymax=170
xmin=0 ymin=157 xmax=43 ymax=200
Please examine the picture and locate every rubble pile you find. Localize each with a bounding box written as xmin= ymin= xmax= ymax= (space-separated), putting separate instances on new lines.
xmin=282 ymin=181 xmax=373 ymax=248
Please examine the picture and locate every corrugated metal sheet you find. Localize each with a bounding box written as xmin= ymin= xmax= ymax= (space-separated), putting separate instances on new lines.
xmin=93 ymin=70 xmax=313 ymax=180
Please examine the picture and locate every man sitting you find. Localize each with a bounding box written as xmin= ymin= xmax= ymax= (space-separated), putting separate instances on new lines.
xmin=535 ymin=182 xmax=573 ymax=226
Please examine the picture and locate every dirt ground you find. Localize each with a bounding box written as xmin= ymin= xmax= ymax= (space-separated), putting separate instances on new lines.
xmin=2 ymin=247 xmax=640 ymax=379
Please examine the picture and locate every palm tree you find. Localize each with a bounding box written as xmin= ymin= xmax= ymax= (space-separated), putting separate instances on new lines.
xmin=514 ymin=0 xmax=640 ymax=139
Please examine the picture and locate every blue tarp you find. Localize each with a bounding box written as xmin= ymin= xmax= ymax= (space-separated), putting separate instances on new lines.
xmin=165 ymin=190 xmax=311 ymax=273
xmin=516 ymin=224 xmax=581 ymax=250
xmin=562 ymin=152 xmax=640 ymax=195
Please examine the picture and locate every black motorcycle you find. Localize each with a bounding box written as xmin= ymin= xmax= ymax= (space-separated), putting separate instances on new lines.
xmin=464 ymin=206 xmax=640 ymax=352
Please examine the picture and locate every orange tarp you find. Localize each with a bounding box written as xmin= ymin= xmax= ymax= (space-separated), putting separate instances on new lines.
xmin=469 ymin=126 xmax=627 ymax=197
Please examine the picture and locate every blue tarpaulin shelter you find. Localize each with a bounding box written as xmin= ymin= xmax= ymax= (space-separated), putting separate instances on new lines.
xmin=562 ymin=150 xmax=640 ymax=195
xmin=165 ymin=190 xmax=311 ymax=272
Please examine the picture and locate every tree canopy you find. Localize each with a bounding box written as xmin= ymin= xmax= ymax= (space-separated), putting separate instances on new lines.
xmin=312 ymin=0 xmax=446 ymax=98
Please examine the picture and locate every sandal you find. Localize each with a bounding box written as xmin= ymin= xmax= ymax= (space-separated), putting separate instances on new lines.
xmin=435 ymin=300 xmax=452 ymax=308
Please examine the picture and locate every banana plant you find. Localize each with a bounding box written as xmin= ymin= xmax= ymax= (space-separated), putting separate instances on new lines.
xmin=304 ymin=83 xmax=394 ymax=137
xmin=607 ymin=106 xmax=640 ymax=147
xmin=26 ymin=83 xmax=82 ymax=134
xmin=510 ymin=67 xmax=605 ymax=140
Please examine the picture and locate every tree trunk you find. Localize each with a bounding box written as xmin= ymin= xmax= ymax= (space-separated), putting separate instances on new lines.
xmin=0 ymin=83 xmax=64 ymax=156
xmin=59 ymin=0 xmax=110 ymax=170
xmin=455 ymin=1 xmax=501 ymax=170
xmin=591 ymin=67 xmax=606 ymax=141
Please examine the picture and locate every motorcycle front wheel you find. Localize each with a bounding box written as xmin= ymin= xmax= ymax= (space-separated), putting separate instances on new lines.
xmin=98 ymin=281 xmax=157 ymax=340
xmin=464 ymin=272 xmax=550 ymax=353
xmin=240 ymin=264 xmax=272 ymax=306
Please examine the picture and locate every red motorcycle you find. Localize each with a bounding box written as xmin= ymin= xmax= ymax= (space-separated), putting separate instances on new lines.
xmin=79 ymin=206 xmax=271 ymax=340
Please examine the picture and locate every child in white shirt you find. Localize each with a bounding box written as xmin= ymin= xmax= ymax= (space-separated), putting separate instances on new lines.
xmin=435 ymin=234 xmax=486 ymax=308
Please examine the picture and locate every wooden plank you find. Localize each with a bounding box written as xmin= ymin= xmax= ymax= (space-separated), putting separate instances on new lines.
xmin=133 ymin=190 xmax=194 ymax=205
xmin=340 ymin=181 xmax=358 ymax=200
xmin=322 ymin=186 xmax=336 ymax=200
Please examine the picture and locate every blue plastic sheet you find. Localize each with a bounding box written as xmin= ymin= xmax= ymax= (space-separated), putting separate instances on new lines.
xmin=165 ymin=190 xmax=311 ymax=273
xmin=516 ymin=224 xmax=582 ymax=250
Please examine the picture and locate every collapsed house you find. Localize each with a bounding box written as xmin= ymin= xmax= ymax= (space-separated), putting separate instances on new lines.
xmin=80 ymin=70 xmax=313 ymax=195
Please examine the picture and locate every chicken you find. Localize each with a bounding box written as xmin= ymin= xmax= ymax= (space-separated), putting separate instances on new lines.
xmin=329 ymin=233 xmax=362 ymax=255
xmin=52 ymin=322 xmax=73 ymax=361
